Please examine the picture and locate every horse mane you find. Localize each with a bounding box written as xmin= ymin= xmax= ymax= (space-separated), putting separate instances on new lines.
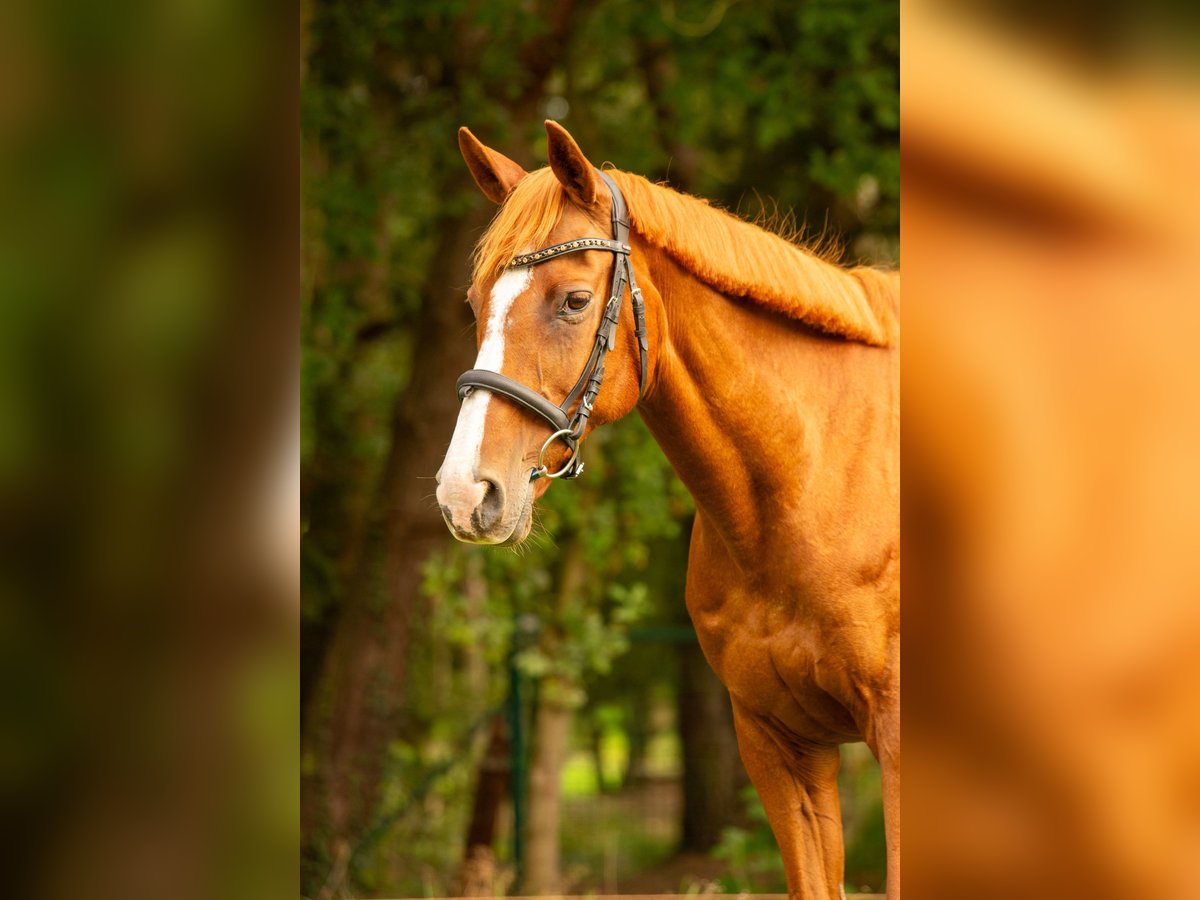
xmin=472 ymin=168 xmax=898 ymax=347
xmin=611 ymin=172 xmax=897 ymax=346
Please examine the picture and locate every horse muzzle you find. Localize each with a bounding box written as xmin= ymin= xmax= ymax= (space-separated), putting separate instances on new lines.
xmin=436 ymin=469 xmax=531 ymax=544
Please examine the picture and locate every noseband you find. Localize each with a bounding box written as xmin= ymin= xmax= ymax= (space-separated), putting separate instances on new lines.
xmin=456 ymin=171 xmax=648 ymax=480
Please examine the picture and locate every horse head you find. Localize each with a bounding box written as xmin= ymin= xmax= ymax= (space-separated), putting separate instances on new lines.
xmin=436 ymin=122 xmax=646 ymax=544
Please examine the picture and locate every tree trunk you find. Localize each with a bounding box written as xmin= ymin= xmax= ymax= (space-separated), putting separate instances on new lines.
xmin=299 ymin=205 xmax=484 ymax=891
xmin=523 ymin=677 xmax=573 ymax=895
xmin=454 ymin=715 xmax=511 ymax=896
xmin=677 ymin=638 xmax=749 ymax=852
xmin=523 ymin=536 xmax=589 ymax=894
xmin=622 ymin=690 xmax=648 ymax=786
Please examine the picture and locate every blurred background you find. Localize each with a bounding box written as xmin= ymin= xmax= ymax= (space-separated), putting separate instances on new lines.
xmin=903 ymin=1 xmax=1200 ymax=897
xmin=0 ymin=2 xmax=296 ymax=900
xmin=300 ymin=1 xmax=897 ymax=897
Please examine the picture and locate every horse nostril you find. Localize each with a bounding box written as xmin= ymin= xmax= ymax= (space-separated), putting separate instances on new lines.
xmin=472 ymin=477 xmax=505 ymax=533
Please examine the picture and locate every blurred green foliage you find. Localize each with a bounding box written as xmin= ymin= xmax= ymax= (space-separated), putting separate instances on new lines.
xmin=713 ymin=786 xmax=789 ymax=893
xmin=426 ymin=421 xmax=693 ymax=691
xmin=302 ymin=0 xmax=897 ymax=894
xmin=1 ymin=1 xmax=292 ymax=898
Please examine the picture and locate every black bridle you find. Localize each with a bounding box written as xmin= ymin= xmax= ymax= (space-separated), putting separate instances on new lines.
xmin=456 ymin=171 xmax=648 ymax=480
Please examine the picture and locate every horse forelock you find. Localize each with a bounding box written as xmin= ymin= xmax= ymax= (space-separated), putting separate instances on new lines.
xmin=471 ymin=168 xmax=607 ymax=288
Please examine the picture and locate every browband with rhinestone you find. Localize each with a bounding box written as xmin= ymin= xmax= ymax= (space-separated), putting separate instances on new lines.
xmin=509 ymin=238 xmax=630 ymax=269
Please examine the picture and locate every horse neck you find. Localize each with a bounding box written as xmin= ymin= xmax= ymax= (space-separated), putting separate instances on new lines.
xmin=636 ymin=244 xmax=897 ymax=568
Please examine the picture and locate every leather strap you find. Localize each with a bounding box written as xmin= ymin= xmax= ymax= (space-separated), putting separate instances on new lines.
xmin=597 ymin=172 xmax=648 ymax=401
xmin=510 ymin=238 xmax=629 ymax=268
xmin=456 ymin=369 xmax=571 ymax=433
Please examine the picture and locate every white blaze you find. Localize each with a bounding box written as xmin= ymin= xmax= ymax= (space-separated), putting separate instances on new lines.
xmin=436 ymin=267 xmax=532 ymax=530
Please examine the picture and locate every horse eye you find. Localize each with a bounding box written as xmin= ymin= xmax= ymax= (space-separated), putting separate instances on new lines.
xmin=563 ymin=292 xmax=591 ymax=313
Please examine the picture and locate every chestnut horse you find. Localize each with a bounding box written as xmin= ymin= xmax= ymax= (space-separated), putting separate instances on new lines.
xmin=436 ymin=121 xmax=900 ymax=900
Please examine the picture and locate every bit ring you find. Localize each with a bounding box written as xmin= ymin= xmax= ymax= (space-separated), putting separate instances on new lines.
xmin=532 ymin=428 xmax=580 ymax=480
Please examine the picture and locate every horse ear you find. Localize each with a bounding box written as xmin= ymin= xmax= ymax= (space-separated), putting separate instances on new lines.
xmin=545 ymin=120 xmax=601 ymax=207
xmin=458 ymin=127 xmax=527 ymax=204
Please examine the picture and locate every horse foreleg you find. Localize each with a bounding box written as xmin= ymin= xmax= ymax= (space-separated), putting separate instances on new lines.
xmin=865 ymin=690 xmax=900 ymax=899
xmin=731 ymin=701 xmax=844 ymax=900
xmin=879 ymin=741 xmax=899 ymax=899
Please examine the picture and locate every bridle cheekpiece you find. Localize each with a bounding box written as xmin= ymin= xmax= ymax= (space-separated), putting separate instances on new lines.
xmin=455 ymin=171 xmax=648 ymax=480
